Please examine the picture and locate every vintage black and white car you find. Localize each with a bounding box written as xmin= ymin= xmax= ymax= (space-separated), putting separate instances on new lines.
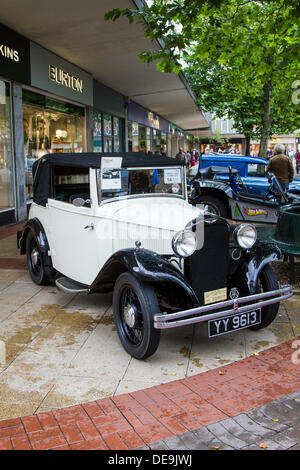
xmin=18 ymin=152 xmax=293 ymax=359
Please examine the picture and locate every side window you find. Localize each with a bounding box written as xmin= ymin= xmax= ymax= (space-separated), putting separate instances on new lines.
xmin=53 ymin=166 xmax=91 ymax=205
xmin=247 ymin=163 xmax=266 ymax=177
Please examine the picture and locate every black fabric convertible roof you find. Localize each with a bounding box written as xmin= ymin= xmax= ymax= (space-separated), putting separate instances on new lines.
xmin=32 ymin=152 xmax=185 ymax=206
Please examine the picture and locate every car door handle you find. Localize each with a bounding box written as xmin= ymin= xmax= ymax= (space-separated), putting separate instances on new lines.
xmin=84 ymin=223 xmax=94 ymax=230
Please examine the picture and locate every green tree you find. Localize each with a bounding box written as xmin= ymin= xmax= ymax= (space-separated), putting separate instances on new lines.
xmin=184 ymin=57 xmax=299 ymax=155
xmin=105 ymin=0 xmax=300 ymax=157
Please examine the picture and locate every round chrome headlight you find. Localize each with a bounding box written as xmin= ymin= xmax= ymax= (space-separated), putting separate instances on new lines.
xmin=172 ymin=230 xmax=197 ymax=257
xmin=234 ymin=224 xmax=257 ymax=249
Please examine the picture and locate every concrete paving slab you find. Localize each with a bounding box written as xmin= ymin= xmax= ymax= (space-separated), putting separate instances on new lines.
xmin=123 ymin=326 xmax=194 ymax=384
xmin=38 ymin=375 xmax=118 ymax=409
xmin=65 ymin=321 xmax=132 ymax=379
xmin=188 ymin=323 xmax=246 ymax=375
xmin=0 ymin=235 xmax=22 ymax=259
xmin=0 ymin=403 xmax=39 ymax=421
xmin=244 ymin=322 xmax=297 ymax=357
xmin=0 ymin=270 xmax=30 ymax=282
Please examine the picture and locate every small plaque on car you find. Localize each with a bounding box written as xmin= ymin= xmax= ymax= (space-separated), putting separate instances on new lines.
xmin=204 ymin=287 xmax=227 ymax=305
xmin=208 ymin=309 xmax=261 ymax=338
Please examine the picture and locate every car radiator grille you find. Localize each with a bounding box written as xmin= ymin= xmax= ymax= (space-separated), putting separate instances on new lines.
xmin=187 ymin=217 xmax=230 ymax=305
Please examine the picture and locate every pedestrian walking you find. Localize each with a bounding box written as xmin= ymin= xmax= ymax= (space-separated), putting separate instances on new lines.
xmin=266 ymin=143 xmax=294 ymax=192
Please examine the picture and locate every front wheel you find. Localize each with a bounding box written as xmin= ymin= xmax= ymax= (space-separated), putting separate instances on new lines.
xmin=113 ymin=272 xmax=161 ymax=359
xmin=249 ymin=264 xmax=279 ymax=330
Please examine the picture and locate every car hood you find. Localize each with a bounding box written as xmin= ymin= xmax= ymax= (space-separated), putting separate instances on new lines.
xmin=103 ymin=196 xmax=202 ymax=232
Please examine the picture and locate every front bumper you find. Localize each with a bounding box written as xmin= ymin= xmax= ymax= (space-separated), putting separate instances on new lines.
xmin=154 ymin=285 xmax=293 ymax=329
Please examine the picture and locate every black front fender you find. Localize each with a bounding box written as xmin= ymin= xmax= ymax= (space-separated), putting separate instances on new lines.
xmin=231 ymin=240 xmax=281 ymax=295
xmin=89 ymin=248 xmax=199 ymax=306
xmin=19 ymin=218 xmax=54 ymax=276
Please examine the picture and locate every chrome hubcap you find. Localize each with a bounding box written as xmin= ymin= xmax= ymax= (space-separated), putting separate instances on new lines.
xmin=123 ymin=304 xmax=136 ymax=328
xmin=31 ymin=249 xmax=39 ymax=266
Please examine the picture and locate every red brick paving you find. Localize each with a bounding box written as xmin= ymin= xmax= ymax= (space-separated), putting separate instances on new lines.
xmin=0 ymin=222 xmax=24 ymax=241
xmin=0 ymin=222 xmax=27 ymax=271
xmin=0 ymin=258 xmax=27 ymax=270
xmin=0 ymin=338 xmax=298 ymax=450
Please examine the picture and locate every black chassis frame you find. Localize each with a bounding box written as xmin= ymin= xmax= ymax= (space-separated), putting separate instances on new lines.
xmin=19 ymin=216 xmax=283 ymax=311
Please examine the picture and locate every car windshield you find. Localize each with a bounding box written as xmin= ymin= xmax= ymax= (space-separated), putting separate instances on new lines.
xmin=96 ymin=167 xmax=184 ymax=203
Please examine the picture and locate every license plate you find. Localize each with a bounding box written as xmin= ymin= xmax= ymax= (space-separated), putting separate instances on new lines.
xmin=208 ymin=309 xmax=261 ymax=338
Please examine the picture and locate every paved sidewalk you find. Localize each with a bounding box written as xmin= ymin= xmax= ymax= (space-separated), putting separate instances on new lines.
xmin=0 ymin=223 xmax=299 ymax=450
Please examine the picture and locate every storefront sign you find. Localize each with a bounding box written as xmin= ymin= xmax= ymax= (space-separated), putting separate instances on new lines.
xmin=0 ymin=23 xmax=30 ymax=84
xmin=49 ymin=65 xmax=83 ymax=93
xmin=30 ymin=42 xmax=93 ymax=106
xmin=128 ymin=101 xmax=169 ymax=133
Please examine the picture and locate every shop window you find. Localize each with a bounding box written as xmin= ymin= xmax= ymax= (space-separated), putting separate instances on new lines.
xmin=128 ymin=122 xmax=139 ymax=152
xmin=103 ymin=114 xmax=112 ymax=152
xmin=93 ymin=112 xmax=122 ymax=153
xmin=153 ymin=129 xmax=162 ymax=153
xmin=23 ymin=90 xmax=85 ymax=200
xmin=113 ymin=117 xmax=121 ymax=152
xmin=0 ymin=80 xmax=14 ymax=212
xmin=93 ymin=112 xmax=102 ymax=152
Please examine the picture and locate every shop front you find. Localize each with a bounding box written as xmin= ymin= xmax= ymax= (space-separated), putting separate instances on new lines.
xmin=92 ymin=81 xmax=126 ymax=154
xmin=0 ymin=23 xmax=31 ymax=224
xmin=168 ymin=124 xmax=191 ymax=157
xmin=0 ymin=80 xmax=14 ymax=215
xmin=23 ymin=43 xmax=93 ymax=201
xmin=127 ymin=102 xmax=169 ymax=155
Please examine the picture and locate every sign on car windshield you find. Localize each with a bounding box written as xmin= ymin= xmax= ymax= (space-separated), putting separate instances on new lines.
xmin=100 ymin=156 xmax=123 ymax=190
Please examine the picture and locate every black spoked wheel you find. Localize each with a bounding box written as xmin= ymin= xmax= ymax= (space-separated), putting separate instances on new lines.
xmin=193 ymin=195 xmax=227 ymax=217
xmin=249 ymin=264 xmax=279 ymax=330
xmin=113 ymin=272 xmax=161 ymax=359
xmin=26 ymin=231 xmax=51 ymax=285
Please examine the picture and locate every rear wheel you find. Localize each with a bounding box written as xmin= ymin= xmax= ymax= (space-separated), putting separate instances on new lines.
xmin=26 ymin=231 xmax=52 ymax=285
xmin=193 ymin=194 xmax=227 ymax=217
xmin=113 ymin=272 xmax=161 ymax=359
xmin=249 ymin=264 xmax=279 ymax=330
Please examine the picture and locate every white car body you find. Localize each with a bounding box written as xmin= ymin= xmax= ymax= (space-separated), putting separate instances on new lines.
xmin=28 ymin=168 xmax=202 ymax=285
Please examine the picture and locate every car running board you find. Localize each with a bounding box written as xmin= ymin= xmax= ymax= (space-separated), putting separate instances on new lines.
xmin=55 ymin=277 xmax=89 ymax=294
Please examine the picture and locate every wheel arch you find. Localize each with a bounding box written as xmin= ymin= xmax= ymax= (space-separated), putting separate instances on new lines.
xmin=230 ymin=240 xmax=281 ymax=295
xmin=89 ymin=248 xmax=199 ymax=308
xmin=20 ymin=218 xmax=54 ymax=277
xmin=193 ymin=188 xmax=230 ymax=217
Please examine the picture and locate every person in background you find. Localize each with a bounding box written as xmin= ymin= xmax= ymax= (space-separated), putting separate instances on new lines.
xmin=185 ymin=151 xmax=191 ymax=168
xmin=266 ymin=148 xmax=273 ymax=160
xmin=175 ymin=147 xmax=186 ymax=163
xmin=160 ymin=146 xmax=167 ymax=156
xmin=190 ymin=153 xmax=196 ymax=167
xmin=266 ymin=143 xmax=294 ymax=192
xmin=295 ymin=149 xmax=300 ymax=174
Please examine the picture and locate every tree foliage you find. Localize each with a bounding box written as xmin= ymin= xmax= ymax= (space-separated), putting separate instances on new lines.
xmin=105 ymin=0 xmax=300 ymax=155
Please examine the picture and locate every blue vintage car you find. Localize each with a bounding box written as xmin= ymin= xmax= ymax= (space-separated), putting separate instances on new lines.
xmin=199 ymin=153 xmax=300 ymax=197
